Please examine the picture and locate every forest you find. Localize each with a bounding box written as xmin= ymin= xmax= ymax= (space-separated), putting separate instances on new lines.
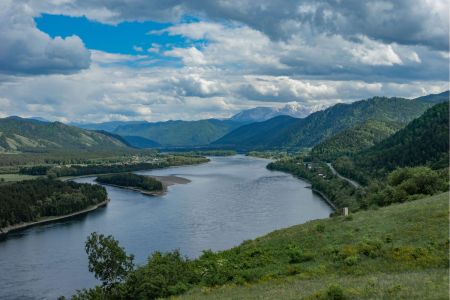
xmin=96 ymin=173 xmax=163 ymax=192
xmin=0 ymin=179 xmax=107 ymax=228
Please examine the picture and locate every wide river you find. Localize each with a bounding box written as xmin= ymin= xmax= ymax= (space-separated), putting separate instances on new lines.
xmin=0 ymin=155 xmax=332 ymax=299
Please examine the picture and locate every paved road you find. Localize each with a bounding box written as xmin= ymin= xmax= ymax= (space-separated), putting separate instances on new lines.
xmin=326 ymin=163 xmax=361 ymax=188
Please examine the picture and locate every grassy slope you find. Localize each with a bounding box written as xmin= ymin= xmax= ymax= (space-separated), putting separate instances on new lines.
xmin=178 ymin=192 xmax=449 ymax=299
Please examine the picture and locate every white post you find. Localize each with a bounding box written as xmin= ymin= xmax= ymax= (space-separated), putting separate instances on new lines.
xmin=343 ymin=207 xmax=349 ymax=216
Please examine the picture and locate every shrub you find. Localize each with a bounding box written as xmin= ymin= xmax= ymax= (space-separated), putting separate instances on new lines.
xmin=287 ymin=247 xmax=314 ymax=264
xmin=316 ymin=224 xmax=326 ymax=233
xmin=344 ymin=255 xmax=359 ymax=266
xmin=326 ymin=284 xmax=346 ymax=300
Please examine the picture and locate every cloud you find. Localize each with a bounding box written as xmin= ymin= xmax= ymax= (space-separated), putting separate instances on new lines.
xmin=0 ymin=59 xmax=447 ymax=122
xmin=30 ymin=0 xmax=449 ymax=51
xmin=162 ymin=21 xmax=447 ymax=82
xmin=0 ymin=1 xmax=447 ymax=122
xmin=0 ymin=0 xmax=90 ymax=75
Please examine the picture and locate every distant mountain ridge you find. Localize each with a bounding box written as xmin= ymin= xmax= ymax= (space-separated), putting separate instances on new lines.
xmin=0 ymin=117 xmax=130 ymax=153
xmin=230 ymin=102 xmax=323 ymax=123
xmin=213 ymin=91 xmax=449 ymax=150
xmin=113 ymin=119 xmax=243 ymax=147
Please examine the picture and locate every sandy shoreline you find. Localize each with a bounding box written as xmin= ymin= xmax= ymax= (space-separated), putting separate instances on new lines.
xmin=0 ymin=199 xmax=109 ymax=238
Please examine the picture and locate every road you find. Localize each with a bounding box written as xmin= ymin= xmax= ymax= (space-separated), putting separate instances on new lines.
xmin=326 ymin=163 xmax=361 ymax=188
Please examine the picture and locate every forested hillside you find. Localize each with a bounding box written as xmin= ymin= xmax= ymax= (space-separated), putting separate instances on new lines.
xmin=213 ymin=94 xmax=448 ymax=150
xmin=0 ymin=117 xmax=129 ymax=153
xmin=355 ymin=101 xmax=449 ymax=173
xmin=311 ymin=120 xmax=403 ymax=161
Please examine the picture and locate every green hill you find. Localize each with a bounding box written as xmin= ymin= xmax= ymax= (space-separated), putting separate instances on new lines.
xmin=177 ymin=193 xmax=448 ymax=300
xmin=213 ymin=93 xmax=448 ymax=150
xmin=114 ymin=119 xmax=243 ymax=147
xmin=311 ymin=120 xmax=403 ymax=161
xmin=0 ymin=117 xmax=130 ymax=153
xmin=355 ymin=101 xmax=449 ymax=173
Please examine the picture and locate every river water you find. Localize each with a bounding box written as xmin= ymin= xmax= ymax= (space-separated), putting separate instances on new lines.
xmin=0 ymin=155 xmax=332 ymax=299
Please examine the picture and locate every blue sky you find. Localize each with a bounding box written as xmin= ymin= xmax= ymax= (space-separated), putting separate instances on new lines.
xmin=35 ymin=14 xmax=204 ymax=55
xmin=35 ymin=14 xmax=209 ymax=68
xmin=0 ymin=0 xmax=447 ymax=122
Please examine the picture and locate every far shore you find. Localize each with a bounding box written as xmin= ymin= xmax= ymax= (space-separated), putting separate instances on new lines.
xmin=0 ymin=199 xmax=109 ymax=238
xmin=97 ymin=175 xmax=191 ymax=196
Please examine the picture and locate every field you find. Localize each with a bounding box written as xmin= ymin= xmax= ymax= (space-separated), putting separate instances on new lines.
xmin=176 ymin=192 xmax=449 ymax=299
xmin=0 ymin=173 xmax=39 ymax=182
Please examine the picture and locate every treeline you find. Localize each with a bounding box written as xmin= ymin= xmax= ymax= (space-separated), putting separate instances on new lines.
xmin=96 ymin=173 xmax=163 ymax=192
xmin=0 ymin=179 xmax=107 ymax=228
xmin=19 ymin=155 xmax=209 ymax=178
xmin=0 ymin=150 xmax=154 ymax=167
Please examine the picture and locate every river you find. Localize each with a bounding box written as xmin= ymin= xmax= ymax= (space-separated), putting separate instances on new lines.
xmin=0 ymin=155 xmax=332 ymax=299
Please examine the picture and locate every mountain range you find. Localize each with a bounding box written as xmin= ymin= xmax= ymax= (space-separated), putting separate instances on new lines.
xmin=70 ymin=102 xmax=322 ymax=147
xmin=1 ymin=91 xmax=447 ymax=152
xmin=230 ymin=102 xmax=323 ymax=123
xmin=213 ymin=91 xmax=449 ymax=150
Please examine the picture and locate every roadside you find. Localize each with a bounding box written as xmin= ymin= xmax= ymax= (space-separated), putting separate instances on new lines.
xmin=326 ymin=163 xmax=361 ymax=188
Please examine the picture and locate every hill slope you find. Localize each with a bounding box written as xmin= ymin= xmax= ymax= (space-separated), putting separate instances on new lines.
xmin=356 ymin=101 xmax=449 ymax=172
xmin=311 ymin=120 xmax=403 ymax=161
xmin=213 ymin=93 xmax=448 ymax=150
xmin=0 ymin=117 xmax=130 ymax=153
xmin=114 ymin=119 xmax=243 ymax=147
xmin=178 ymin=192 xmax=448 ymax=299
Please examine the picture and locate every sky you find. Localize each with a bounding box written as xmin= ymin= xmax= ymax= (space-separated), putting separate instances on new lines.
xmin=0 ymin=0 xmax=448 ymax=123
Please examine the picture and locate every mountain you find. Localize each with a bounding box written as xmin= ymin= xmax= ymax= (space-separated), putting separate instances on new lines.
xmin=213 ymin=93 xmax=449 ymax=150
xmin=120 ymin=136 xmax=160 ymax=148
xmin=230 ymin=102 xmax=322 ymax=123
xmin=0 ymin=117 xmax=130 ymax=153
xmin=414 ymin=90 xmax=449 ymax=104
xmin=211 ymin=115 xmax=299 ymax=149
xmin=72 ymin=121 xmax=146 ymax=132
xmin=355 ymin=101 xmax=449 ymax=172
xmin=113 ymin=119 xmax=243 ymax=147
xmin=311 ymin=120 xmax=404 ymax=161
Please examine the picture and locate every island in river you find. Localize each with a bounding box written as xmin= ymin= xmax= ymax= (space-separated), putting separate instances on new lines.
xmin=95 ymin=172 xmax=190 ymax=196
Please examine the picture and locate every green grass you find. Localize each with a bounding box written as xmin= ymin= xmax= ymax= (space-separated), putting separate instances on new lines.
xmin=174 ymin=192 xmax=449 ymax=299
xmin=0 ymin=173 xmax=39 ymax=182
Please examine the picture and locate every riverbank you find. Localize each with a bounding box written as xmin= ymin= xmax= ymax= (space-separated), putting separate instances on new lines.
xmin=98 ymin=175 xmax=191 ymax=196
xmin=0 ymin=199 xmax=109 ymax=238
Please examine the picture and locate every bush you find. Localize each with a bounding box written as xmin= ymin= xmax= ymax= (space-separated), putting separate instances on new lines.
xmin=344 ymin=255 xmax=359 ymax=266
xmin=316 ymin=224 xmax=326 ymax=233
xmin=326 ymin=284 xmax=346 ymax=300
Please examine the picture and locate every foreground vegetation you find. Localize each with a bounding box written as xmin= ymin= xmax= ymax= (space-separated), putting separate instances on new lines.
xmin=96 ymin=173 xmax=163 ymax=193
xmin=70 ymin=192 xmax=449 ymax=299
xmin=0 ymin=179 xmax=107 ymax=228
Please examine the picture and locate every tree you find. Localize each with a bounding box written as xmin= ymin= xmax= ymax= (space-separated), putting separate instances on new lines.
xmin=85 ymin=232 xmax=134 ymax=290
